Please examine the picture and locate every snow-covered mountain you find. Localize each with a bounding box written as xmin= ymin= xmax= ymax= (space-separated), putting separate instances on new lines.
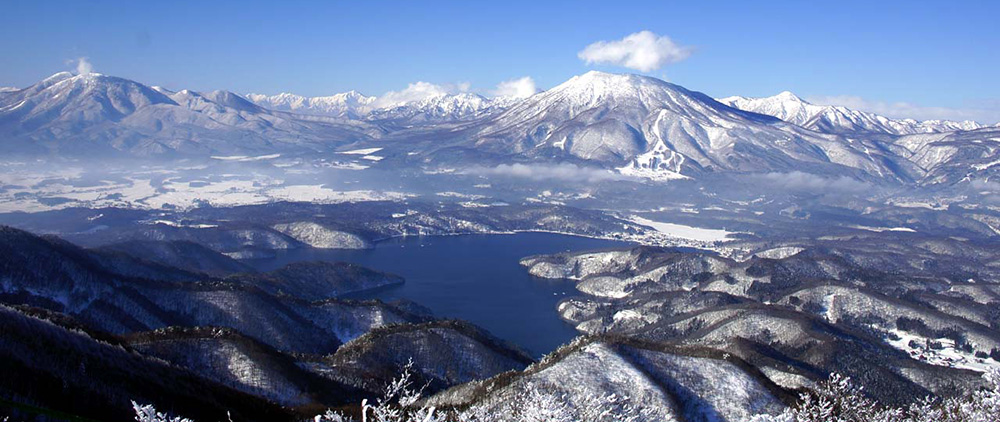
xmin=0 ymin=72 xmax=378 ymax=156
xmin=467 ymin=71 xmax=907 ymax=181
xmin=1 ymin=72 xmax=175 ymax=126
xmin=244 ymin=91 xmax=376 ymax=119
xmin=367 ymin=92 xmax=513 ymax=125
xmin=718 ymin=91 xmax=984 ymax=136
xmin=246 ymin=90 xmax=520 ymax=125
xmin=3 ymin=70 xmax=994 ymax=186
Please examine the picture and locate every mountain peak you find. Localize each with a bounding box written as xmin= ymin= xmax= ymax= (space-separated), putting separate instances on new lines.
xmin=547 ymin=71 xmax=679 ymax=106
xmin=774 ymin=91 xmax=806 ymax=103
xmin=568 ymin=71 xmax=656 ymax=86
xmin=44 ymin=71 xmax=75 ymax=83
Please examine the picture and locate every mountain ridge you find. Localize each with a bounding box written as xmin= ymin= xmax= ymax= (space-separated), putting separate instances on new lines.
xmin=0 ymin=72 xmax=380 ymax=156
xmin=718 ymin=91 xmax=986 ymax=135
xmin=1 ymin=70 xmax=992 ymax=187
xmin=245 ymin=89 xmax=520 ymax=124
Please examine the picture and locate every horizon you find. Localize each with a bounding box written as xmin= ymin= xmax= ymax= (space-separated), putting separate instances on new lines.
xmin=2 ymin=0 xmax=999 ymax=123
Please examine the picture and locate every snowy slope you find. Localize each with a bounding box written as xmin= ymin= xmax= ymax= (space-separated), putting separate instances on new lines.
xmin=891 ymin=127 xmax=1000 ymax=185
xmin=430 ymin=340 xmax=786 ymax=422
xmin=719 ymin=91 xmax=984 ymax=135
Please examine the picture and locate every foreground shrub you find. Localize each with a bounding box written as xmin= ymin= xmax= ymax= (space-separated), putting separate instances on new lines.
xmin=136 ymin=367 xmax=1000 ymax=422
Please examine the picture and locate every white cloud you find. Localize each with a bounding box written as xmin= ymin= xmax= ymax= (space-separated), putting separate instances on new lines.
xmin=372 ymin=81 xmax=469 ymax=109
xmin=754 ymin=171 xmax=869 ymax=194
xmin=72 ymin=57 xmax=94 ymax=75
xmin=970 ymin=179 xmax=1000 ymax=204
xmin=492 ymin=76 xmax=539 ymax=99
xmin=807 ymin=95 xmax=1000 ymax=124
xmin=463 ymin=163 xmax=631 ymax=183
xmin=578 ymin=31 xmax=692 ymax=72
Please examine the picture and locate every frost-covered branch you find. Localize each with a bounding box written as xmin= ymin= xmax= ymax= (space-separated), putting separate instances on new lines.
xmin=132 ymin=401 xmax=193 ymax=422
xmin=135 ymin=368 xmax=1000 ymax=422
xmin=751 ymin=369 xmax=1000 ymax=422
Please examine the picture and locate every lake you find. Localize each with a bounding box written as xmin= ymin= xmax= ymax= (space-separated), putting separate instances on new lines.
xmin=246 ymin=232 xmax=630 ymax=357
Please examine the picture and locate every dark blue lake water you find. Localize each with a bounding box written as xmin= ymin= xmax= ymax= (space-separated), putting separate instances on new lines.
xmin=246 ymin=233 xmax=629 ymax=357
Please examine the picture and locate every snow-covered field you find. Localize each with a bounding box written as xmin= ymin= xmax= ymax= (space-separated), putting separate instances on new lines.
xmin=210 ymin=154 xmax=281 ymax=162
xmin=628 ymin=215 xmax=734 ymax=242
xmin=338 ymin=147 xmax=383 ymax=155
xmin=0 ymin=161 xmax=411 ymax=213
xmin=848 ymin=225 xmax=917 ymax=233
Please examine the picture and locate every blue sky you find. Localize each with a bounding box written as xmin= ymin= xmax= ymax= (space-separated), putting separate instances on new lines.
xmin=2 ymin=0 xmax=998 ymax=122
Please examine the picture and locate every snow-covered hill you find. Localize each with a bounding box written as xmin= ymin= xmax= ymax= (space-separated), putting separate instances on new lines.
xmin=719 ymin=91 xmax=984 ymax=135
xmin=429 ymin=339 xmax=787 ymax=422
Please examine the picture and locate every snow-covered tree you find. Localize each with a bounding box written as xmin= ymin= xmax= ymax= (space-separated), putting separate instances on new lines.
xmin=752 ymin=369 xmax=1000 ymax=422
xmin=314 ymin=359 xmax=447 ymax=422
xmin=136 ymin=368 xmax=1000 ymax=422
xmin=132 ymin=401 xmax=194 ymax=422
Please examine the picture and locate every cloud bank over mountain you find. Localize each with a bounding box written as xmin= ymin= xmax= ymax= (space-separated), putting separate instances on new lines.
xmin=492 ymin=76 xmax=539 ymax=99
xmin=578 ymin=31 xmax=693 ymax=72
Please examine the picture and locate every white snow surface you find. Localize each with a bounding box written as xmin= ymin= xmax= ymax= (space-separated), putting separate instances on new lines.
xmin=338 ymin=147 xmax=383 ymax=155
xmin=0 ymin=163 xmax=413 ymax=213
xmin=628 ymin=215 xmax=734 ymax=242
